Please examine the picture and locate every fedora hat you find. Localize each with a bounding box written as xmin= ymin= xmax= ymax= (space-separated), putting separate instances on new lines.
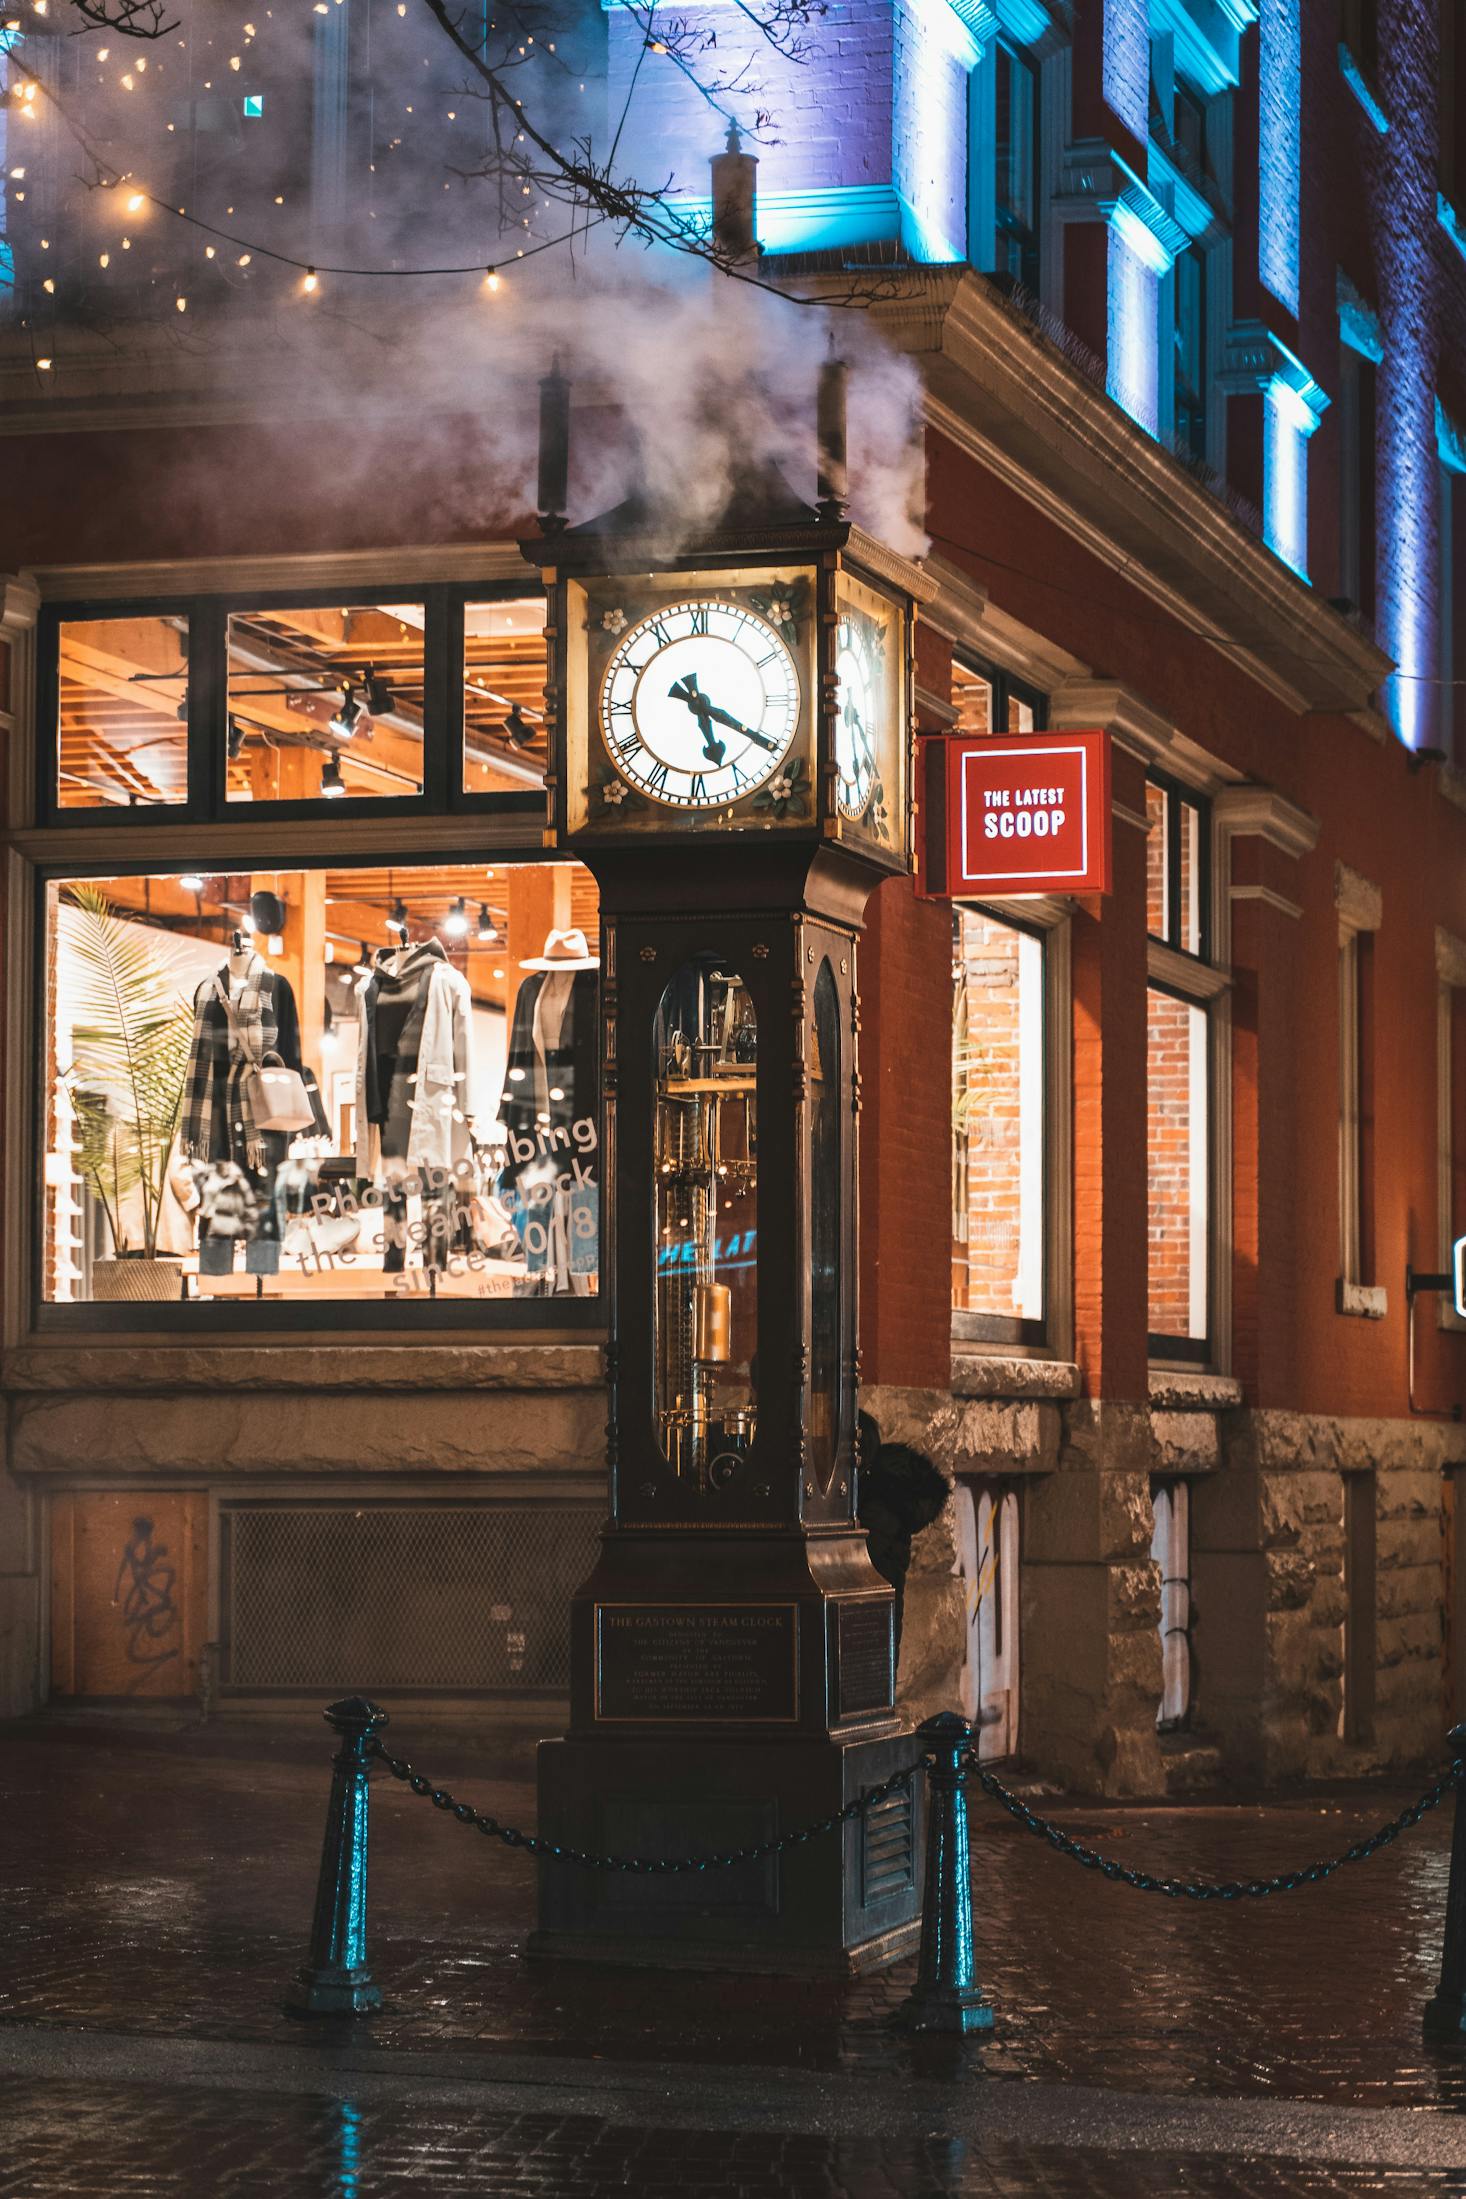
xmin=519 ymin=926 xmax=598 ymax=972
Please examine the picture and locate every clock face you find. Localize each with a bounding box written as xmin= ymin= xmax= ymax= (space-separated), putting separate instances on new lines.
xmin=599 ymin=599 xmax=800 ymax=809
xmin=835 ymin=609 xmax=881 ymax=819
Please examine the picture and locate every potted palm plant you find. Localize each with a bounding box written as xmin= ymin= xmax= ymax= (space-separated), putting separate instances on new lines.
xmin=61 ymin=884 xmax=197 ymax=1302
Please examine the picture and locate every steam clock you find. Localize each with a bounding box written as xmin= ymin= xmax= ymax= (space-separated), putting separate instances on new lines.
xmin=526 ymin=388 xmax=935 ymax=1974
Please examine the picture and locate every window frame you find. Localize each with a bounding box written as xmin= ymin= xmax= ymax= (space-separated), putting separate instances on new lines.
xmin=39 ymin=579 xmax=550 ymax=828
xmin=1146 ymin=771 xmax=1222 ymax=1366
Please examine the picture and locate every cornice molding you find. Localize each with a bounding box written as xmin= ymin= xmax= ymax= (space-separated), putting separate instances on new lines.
xmin=1048 ymin=678 xmax=1175 ymax=764
xmin=1230 ymin=881 xmax=1304 ymax=921
xmin=846 ymin=522 xmax=941 ymax=604
xmin=1437 ymin=927 xmax=1466 ymax=989
xmin=915 ymin=683 xmax=959 ymax=727
xmin=1335 ymin=860 xmax=1383 ymax=934
xmin=876 ymin=271 xmax=1391 ymax=718
xmin=1214 ymin=783 xmax=1320 ymax=858
xmin=1053 ymin=140 xmax=1190 ymax=271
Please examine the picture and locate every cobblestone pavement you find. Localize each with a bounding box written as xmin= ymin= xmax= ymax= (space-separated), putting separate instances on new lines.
xmin=2 ymin=1718 xmax=1465 ymax=2195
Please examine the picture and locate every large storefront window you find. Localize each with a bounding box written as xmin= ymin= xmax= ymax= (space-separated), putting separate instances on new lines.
xmin=44 ymin=859 xmax=598 ymax=1312
xmin=951 ymin=906 xmax=1045 ymax=1342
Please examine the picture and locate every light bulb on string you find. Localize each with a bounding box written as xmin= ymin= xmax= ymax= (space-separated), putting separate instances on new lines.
xmin=303 ymin=267 xmax=318 ymax=293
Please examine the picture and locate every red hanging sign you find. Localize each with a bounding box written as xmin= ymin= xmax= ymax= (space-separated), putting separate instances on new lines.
xmin=918 ymin=730 xmax=1112 ymax=898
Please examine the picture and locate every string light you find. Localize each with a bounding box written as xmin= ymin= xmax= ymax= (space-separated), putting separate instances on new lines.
xmin=126 ymin=192 xmax=144 ymax=212
xmin=303 ymin=268 xmax=318 ymax=293
xmin=175 ymin=295 xmax=187 ymax=311
xmin=484 ymin=269 xmax=501 ymax=292
xmin=35 ymin=355 xmax=51 ymax=370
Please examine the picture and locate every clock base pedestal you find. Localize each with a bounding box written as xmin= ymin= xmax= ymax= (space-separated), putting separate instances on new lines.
xmin=531 ymin=1728 xmax=922 ymax=1977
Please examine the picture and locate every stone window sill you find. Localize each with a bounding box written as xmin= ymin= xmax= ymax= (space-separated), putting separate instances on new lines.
xmin=951 ymin=1354 xmax=1082 ymax=1401
xmin=1335 ymin=1280 xmax=1389 ymax=1321
xmin=0 ymin=1341 xmax=607 ymax=1394
xmin=1148 ymin=1370 xmax=1242 ymax=1411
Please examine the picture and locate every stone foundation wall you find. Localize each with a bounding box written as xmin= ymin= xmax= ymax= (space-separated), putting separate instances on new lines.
xmin=866 ymin=1375 xmax=1466 ymax=1796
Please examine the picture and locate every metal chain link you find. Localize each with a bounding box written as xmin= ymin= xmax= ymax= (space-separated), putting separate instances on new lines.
xmin=366 ymin=1737 xmax=918 ymax=1874
xmin=966 ymin=1748 xmax=1466 ymax=1899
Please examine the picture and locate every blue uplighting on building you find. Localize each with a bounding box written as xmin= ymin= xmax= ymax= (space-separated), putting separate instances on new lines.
xmin=1258 ymin=0 xmax=1300 ymax=314
xmin=1107 ymin=207 xmax=1164 ymax=437
xmin=1103 ymin=0 xmax=1150 ymax=139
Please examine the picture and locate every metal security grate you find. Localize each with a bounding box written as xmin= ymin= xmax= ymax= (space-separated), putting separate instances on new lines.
xmin=220 ymin=1499 xmax=601 ymax=1696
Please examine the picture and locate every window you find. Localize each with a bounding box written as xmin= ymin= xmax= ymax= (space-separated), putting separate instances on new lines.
xmin=42 ymin=583 xmax=549 ymax=822
xmin=951 ymin=655 xmax=1046 ymax=737
xmin=35 ymin=577 xmax=593 ymax=1333
xmin=951 ymin=908 xmax=1046 ymax=1341
xmin=1336 ymin=865 xmax=1382 ymax=1315
xmin=1147 ymin=774 xmax=1217 ymax=1361
xmin=44 ymin=858 xmax=599 ymax=1320
xmin=1172 ymin=243 xmax=1207 ymax=466
xmin=954 ymin=1481 xmax=1019 ymax=1761
xmin=1150 ymin=1479 xmax=1192 ymax=1731
xmin=1339 ymin=0 xmax=1378 ymax=82
xmin=993 ymin=42 xmax=1040 ymax=295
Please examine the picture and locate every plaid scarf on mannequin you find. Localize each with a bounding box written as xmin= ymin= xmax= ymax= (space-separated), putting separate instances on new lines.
xmin=180 ymin=962 xmax=278 ymax=1171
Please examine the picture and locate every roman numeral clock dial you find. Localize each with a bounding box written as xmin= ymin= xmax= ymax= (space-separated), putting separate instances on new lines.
xmin=598 ymin=600 xmax=800 ymax=810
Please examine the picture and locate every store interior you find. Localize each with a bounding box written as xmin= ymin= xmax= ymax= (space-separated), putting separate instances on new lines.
xmin=45 ymin=859 xmax=599 ymax=1303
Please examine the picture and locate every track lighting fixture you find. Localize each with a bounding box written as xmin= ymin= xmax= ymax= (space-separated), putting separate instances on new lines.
xmin=175 ymin=695 xmax=189 ymax=723
xmin=227 ymin=718 xmax=245 ymax=760
xmin=443 ymin=896 xmax=470 ymax=939
xmin=179 ymin=871 xmax=204 ymax=894
xmin=476 ymin=903 xmax=496 ymax=942
xmin=363 ymin=669 xmax=394 ymax=718
xmin=354 ymin=940 xmax=373 ymax=975
xmin=387 ymin=897 xmax=409 ymax=938
xmin=320 ymin=756 xmax=346 ymax=797
xmin=505 ymin=702 xmax=536 ymax=749
xmin=330 ymin=687 xmax=361 ymax=740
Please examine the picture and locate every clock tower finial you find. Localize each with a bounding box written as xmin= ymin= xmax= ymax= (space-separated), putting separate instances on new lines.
xmin=711 ymin=123 xmax=759 ymax=267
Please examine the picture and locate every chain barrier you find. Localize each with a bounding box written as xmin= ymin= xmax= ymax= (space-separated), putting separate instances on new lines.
xmin=366 ymin=1736 xmax=917 ymax=1874
xmin=966 ymin=1746 xmax=1466 ymax=1900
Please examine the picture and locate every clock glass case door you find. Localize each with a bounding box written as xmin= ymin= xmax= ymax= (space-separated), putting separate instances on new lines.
xmin=831 ymin=570 xmax=906 ymax=861
xmin=653 ymin=957 xmax=758 ymax=1488
xmin=565 ymin=567 xmax=817 ymax=838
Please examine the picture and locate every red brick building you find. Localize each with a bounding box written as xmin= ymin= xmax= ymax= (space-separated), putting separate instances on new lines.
xmin=0 ymin=0 xmax=1463 ymax=1790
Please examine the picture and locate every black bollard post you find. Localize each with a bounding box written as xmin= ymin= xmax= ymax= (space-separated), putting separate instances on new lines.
xmin=899 ymin=1711 xmax=994 ymax=2034
xmin=288 ymin=1696 xmax=388 ymax=2017
xmin=1424 ymin=1722 xmax=1466 ymax=2043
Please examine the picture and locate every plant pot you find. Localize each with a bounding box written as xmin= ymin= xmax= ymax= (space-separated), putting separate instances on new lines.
xmin=91 ymin=1256 xmax=183 ymax=1303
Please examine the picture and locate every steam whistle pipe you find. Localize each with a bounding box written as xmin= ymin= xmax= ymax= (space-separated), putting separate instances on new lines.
xmin=287 ymin=1696 xmax=387 ymax=2017
xmin=816 ymin=352 xmax=849 ymax=520
xmin=537 ymin=358 xmax=571 ymax=532
xmin=1424 ymin=1723 xmax=1466 ymax=2042
xmin=711 ymin=123 xmax=759 ymax=266
xmin=899 ymin=1712 xmax=994 ymax=2034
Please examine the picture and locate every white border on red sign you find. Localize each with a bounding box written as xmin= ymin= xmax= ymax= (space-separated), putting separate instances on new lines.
xmin=956 ymin=742 xmax=1092 ymax=888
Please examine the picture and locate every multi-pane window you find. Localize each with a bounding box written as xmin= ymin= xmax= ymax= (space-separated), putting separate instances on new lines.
xmin=1338 ymin=926 xmax=1377 ymax=1296
xmin=36 ymin=579 xmax=596 ymax=1335
xmin=951 ymin=655 xmax=1045 ymax=738
xmin=993 ymin=42 xmax=1040 ymax=295
xmin=45 ymin=584 xmax=550 ymax=821
xmin=1146 ymin=775 xmax=1214 ymax=1360
xmin=952 ymin=909 xmax=1046 ymax=1342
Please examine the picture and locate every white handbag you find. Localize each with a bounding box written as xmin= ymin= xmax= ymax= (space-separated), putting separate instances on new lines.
xmin=215 ymin=978 xmax=317 ymax=1134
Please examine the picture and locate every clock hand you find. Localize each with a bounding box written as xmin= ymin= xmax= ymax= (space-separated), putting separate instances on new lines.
xmin=843 ymin=700 xmax=875 ymax=769
xmin=667 ymin=674 xmax=726 ymax=766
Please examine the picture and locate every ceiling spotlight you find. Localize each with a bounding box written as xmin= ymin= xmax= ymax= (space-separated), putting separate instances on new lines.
xmin=476 ymin=903 xmax=496 ymax=942
xmin=179 ymin=871 xmax=205 ymax=894
xmin=175 ymin=695 xmax=189 ymax=723
xmin=387 ymin=897 xmax=409 ymax=938
xmin=354 ymin=939 xmax=373 ymax=975
xmin=363 ymin=669 xmax=394 ymax=717
xmin=320 ymin=756 xmax=346 ymax=797
xmin=227 ymin=718 xmax=245 ymax=760
xmin=504 ymin=702 xmax=537 ymax=748
xmin=443 ymin=896 xmax=470 ymax=939
xmin=330 ymin=687 xmax=361 ymax=739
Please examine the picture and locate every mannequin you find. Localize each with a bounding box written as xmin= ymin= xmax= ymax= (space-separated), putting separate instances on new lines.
xmin=180 ymin=906 xmax=320 ymax=1278
xmin=497 ymin=926 xmax=600 ymax=1293
xmin=355 ymin=934 xmax=473 ymax=1274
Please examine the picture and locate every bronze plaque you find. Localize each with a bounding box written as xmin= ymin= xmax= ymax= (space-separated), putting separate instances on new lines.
xmin=837 ymin=1598 xmax=893 ymax=1717
xmin=595 ymin=1603 xmax=798 ymax=1722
